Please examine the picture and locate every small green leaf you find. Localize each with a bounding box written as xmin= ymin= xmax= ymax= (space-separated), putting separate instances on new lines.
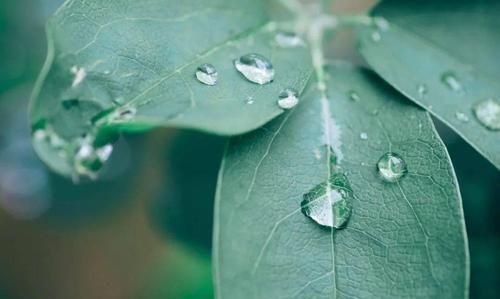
xmin=214 ymin=66 xmax=469 ymax=298
xmin=30 ymin=0 xmax=313 ymax=177
xmin=357 ymin=0 xmax=500 ymax=169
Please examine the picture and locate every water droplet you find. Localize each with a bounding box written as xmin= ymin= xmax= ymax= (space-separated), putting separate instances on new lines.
xmin=360 ymin=132 xmax=368 ymax=140
xmin=441 ymin=71 xmax=463 ymax=93
xmin=275 ymin=31 xmax=305 ymax=48
xmin=301 ymin=173 xmax=353 ymax=229
xmin=455 ymin=112 xmax=469 ymax=123
xmin=417 ymin=84 xmax=428 ymax=98
xmin=473 ymin=98 xmax=500 ymax=131
xmin=373 ymin=17 xmax=390 ymax=31
xmin=348 ymin=90 xmax=360 ymax=102
xmin=234 ymin=53 xmax=275 ymax=85
xmin=73 ymin=136 xmax=113 ymax=178
xmin=277 ymin=88 xmax=299 ymax=109
xmin=245 ymin=96 xmax=254 ymax=105
xmin=371 ymin=31 xmax=381 ymax=42
xmin=62 ymin=99 xmax=79 ymax=110
xmin=195 ymin=63 xmax=218 ymax=86
xmin=113 ymin=97 xmax=125 ymax=106
xmin=377 ymin=152 xmax=408 ymax=183
xmin=70 ymin=66 xmax=87 ymax=88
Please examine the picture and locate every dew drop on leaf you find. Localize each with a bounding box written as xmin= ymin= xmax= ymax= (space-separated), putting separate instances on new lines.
xmin=348 ymin=90 xmax=360 ymax=102
xmin=301 ymin=172 xmax=353 ymax=229
xmin=473 ymin=98 xmax=500 ymax=131
xmin=371 ymin=31 xmax=382 ymax=42
xmin=277 ymin=88 xmax=299 ymax=109
xmin=377 ymin=152 xmax=408 ymax=183
xmin=234 ymin=53 xmax=275 ymax=85
xmin=245 ymin=96 xmax=254 ymax=105
xmin=360 ymin=132 xmax=368 ymax=140
xmin=275 ymin=31 xmax=305 ymax=48
xmin=455 ymin=112 xmax=469 ymax=123
xmin=417 ymin=84 xmax=428 ymax=98
xmin=441 ymin=71 xmax=463 ymax=93
xmin=74 ymin=136 xmax=113 ymax=179
xmin=195 ymin=63 xmax=218 ymax=86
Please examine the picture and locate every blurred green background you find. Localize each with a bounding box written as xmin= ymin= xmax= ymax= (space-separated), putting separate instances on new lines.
xmin=0 ymin=1 xmax=498 ymax=298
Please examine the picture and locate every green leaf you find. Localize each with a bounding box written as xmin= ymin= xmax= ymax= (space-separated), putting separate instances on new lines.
xmin=30 ymin=0 xmax=313 ymax=177
xmin=214 ymin=65 xmax=469 ymax=298
xmin=357 ymin=0 xmax=500 ymax=169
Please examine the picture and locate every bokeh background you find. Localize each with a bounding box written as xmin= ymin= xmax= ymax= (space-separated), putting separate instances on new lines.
xmin=0 ymin=1 xmax=498 ymax=298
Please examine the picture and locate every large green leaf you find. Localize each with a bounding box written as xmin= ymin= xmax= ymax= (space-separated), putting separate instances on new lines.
xmin=30 ymin=0 xmax=312 ymax=177
xmin=357 ymin=0 xmax=500 ymax=169
xmin=214 ymin=65 xmax=469 ymax=298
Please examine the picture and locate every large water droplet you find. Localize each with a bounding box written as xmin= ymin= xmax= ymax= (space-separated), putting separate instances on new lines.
xmin=301 ymin=173 xmax=353 ymax=229
xmin=195 ymin=63 xmax=218 ymax=86
xmin=473 ymin=98 xmax=500 ymax=131
xmin=441 ymin=71 xmax=463 ymax=93
xmin=275 ymin=31 xmax=305 ymax=48
xmin=377 ymin=152 xmax=408 ymax=183
xmin=455 ymin=112 xmax=469 ymax=123
xmin=234 ymin=53 xmax=275 ymax=85
xmin=277 ymin=88 xmax=299 ymax=109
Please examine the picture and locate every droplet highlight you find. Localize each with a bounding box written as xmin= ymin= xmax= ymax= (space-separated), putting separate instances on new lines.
xmin=455 ymin=112 xmax=469 ymax=123
xmin=473 ymin=98 xmax=500 ymax=131
xmin=377 ymin=152 xmax=408 ymax=183
xmin=441 ymin=71 xmax=463 ymax=93
xmin=195 ymin=63 xmax=218 ymax=86
xmin=277 ymin=88 xmax=299 ymax=110
xmin=360 ymin=132 xmax=368 ymax=140
xmin=234 ymin=53 xmax=275 ymax=85
xmin=275 ymin=31 xmax=305 ymax=48
xmin=301 ymin=173 xmax=353 ymax=229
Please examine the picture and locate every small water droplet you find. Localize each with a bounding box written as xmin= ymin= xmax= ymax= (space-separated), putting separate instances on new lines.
xmin=234 ymin=53 xmax=275 ymax=85
xmin=275 ymin=31 xmax=305 ymax=48
xmin=113 ymin=107 xmax=137 ymax=122
xmin=277 ymin=88 xmax=299 ymax=109
xmin=455 ymin=112 xmax=469 ymax=123
xmin=377 ymin=152 xmax=408 ymax=183
xmin=70 ymin=66 xmax=87 ymax=88
xmin=113 ymin=97 xmax=125 ymax=106
xmin=348 ymin=90 xmax=360 ymax=102
xmin=441 ymin=71 xmax=463 ymax=93
xmin=245 ymin=96 xmax=254 ymax=105
xmin=360 ymin=132 xmax=368 ymax=140
xmin=195 ymin=63 xmax=218 ymax=86
xmin=74 ymin=136 xmax=113 ymax=178
xmin=473 ymin=98 xmax=500 ymax=131
xmin=371 ymin=31 xmax=381 ymax=42
xmin=417 ymin=84 xmax=428 ymax=98
xmin=301 ymin=173 xmax=353 ymax=229
xmin=373 ymin=17 xmax=390 ymax=31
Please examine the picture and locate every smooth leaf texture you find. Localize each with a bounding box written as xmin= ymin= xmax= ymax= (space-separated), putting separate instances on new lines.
xmin=358 ymin=0 xmax=500 ymax=169
xmin=30 ymin=0 xmax=313 ymax=176
xmin=214 ymin=66 xmax=469 ymax=298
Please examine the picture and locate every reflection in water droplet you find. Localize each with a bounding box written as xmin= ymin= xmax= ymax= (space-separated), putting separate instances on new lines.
xmin=301 ymin=173 xmax=353 ymax=229
xmin=70 ymin=66 xmax=87 ymax=88
xmin=195 ymin=63 xmax=218 ymax=86
xmin=473 ymin=98 xmax=500 ymax=131
xmin=455 ymin=112 xmax=469 ymax=123
xmin=275 ymin=31 xmax=305 ymax=48
xmin=377 ymin=152 xmax=408 ymax=183
xmin=74 ymin=136 xmax=113 ymax=179
xmin=234 ymin=53 xmax=275 ymax=85
xmin=360 ymin=132 xmax=368 ymax=140
xmin=371 ymin=31 xmax=381 ymax=42
xmin=373 ymin=17 xmax=390 ymax=31
xmin=277 ymin=88 xmax=299 ymax=109
xmin=441 ymin=71 xmax=463 ymax=93
xmin=348 ymin=90 xmax=360 ymax=102
xmin=417 ymin=84 xmax=428 ymax=98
